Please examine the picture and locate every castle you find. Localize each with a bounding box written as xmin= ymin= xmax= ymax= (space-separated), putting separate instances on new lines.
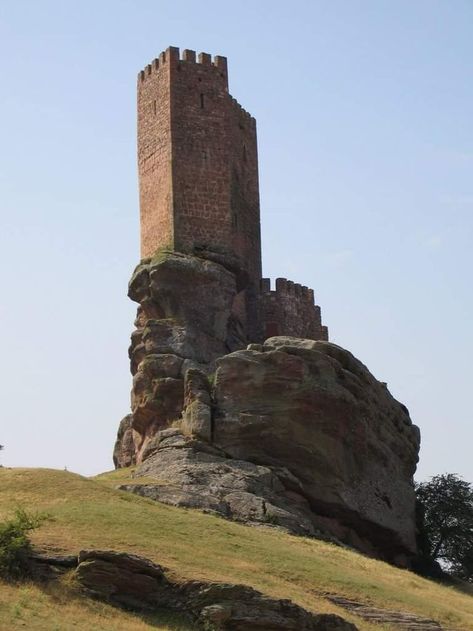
xmin=137 ymin=46 xmax=328 ymax=343
xmin=114 ymin=48 xmax=420 ymax=564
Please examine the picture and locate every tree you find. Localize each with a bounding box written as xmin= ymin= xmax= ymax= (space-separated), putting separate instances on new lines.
xmin=416 ymin=473 xmax=473 ymax=582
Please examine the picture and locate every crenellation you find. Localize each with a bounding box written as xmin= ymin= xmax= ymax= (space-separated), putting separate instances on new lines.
xmin=214 ymin=55 xmax=228 ymax=72
xmin=228 ymin=95 xmax=252 ymax=120
xmin=167 ymin=46 xmax=180 ymax=64
xmin=276 ymin=278 xmax=287 ymax=293
xmin=258 ymin=276 xmax=327 ymax=341
xmin=182 ymin=49 xmax=196 ymax=62
xmin=261 ymin=278 xmax=271 ymax=293
xmin=141 ymin=46 xmax=231 ymax=83
xmin=198 ymin=52 xmax=211 ymax=65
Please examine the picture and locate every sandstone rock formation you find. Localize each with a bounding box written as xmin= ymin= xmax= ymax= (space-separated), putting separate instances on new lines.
xmin=114 ymin=250 xmax=245 ymax=466
xmin=120 ymin=428 xmax=317 ymax=537
xmin=211 ymin=337 xmax=420 ymax=562
xmin=114 ymin=252 xmax=421 ymax=565
xmin=73 ymin=549 xmax=357 ymax=630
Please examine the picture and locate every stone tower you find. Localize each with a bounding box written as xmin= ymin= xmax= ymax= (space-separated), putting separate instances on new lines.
xmin=137 ymin=46 xmax=327 ymax=343
xmin=138 ymin=46 xmax=262 ymax=292
xmin=115 ymin=49 xmax=420 ymax=569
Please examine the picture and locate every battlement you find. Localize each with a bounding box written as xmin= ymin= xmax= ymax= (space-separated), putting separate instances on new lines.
xmin=138 ymin=46 xmax=228 ymax=89
xmin=138 ymin=47 xmax=255 ymax=125
xmin=229 ymin=96 xmax=255 ymax=125
xmin=261 ymin=278 xmax=315 ymax=302
xmin=259 ymin=277 xmax=328 ymax=342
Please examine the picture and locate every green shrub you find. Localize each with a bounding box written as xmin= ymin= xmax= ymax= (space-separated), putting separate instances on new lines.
xmin=0 ymin=508 xmax=49 ymax=580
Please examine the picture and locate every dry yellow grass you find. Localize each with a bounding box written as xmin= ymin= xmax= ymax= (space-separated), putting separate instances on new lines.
xmin=0 ymin=467 xmax=472 ymax=631
xmin=0 ymin=580 xmax=195 ymax=630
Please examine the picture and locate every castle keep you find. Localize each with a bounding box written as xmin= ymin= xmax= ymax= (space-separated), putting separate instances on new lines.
xmin=138 ymin=46 xmax=327 ymax=342
xmin=114 ymin=47 xmax=421 ymax=565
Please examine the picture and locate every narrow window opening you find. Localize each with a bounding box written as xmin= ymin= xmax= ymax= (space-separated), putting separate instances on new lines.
xmin=243 ymin=144 xmax=247 ymax=163
xmin=153 ymin=100 xmax=157 ymax=116
xmin=200 ymin=93 xmax=205 ymax=109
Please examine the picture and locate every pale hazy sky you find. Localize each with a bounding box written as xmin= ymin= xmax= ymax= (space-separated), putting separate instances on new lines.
xmin=0 ymin=1 xmax=472 ymax=481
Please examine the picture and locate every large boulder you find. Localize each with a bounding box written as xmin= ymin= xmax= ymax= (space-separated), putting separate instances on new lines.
xmin=128 ymin=337 xmax=420 ymax=563
xmin=211 ymin=338 xmax=420 ymax=563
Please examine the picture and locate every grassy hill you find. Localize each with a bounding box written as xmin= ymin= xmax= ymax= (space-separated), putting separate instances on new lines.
xmin=0 ymin=467 xmax=472 ymax=631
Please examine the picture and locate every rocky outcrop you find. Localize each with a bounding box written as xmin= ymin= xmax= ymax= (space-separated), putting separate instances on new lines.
xmin=114 ymin=250 xmax=247 ymax=466
xmin=326 ymin=595 xmax=445 ymax=631
xmin=120 ymin=428 xmax=317 ymax=536
xmin=211 ymin=337 xmax=420 ymax=563
xmin=114 ymin=251 xmax=421 ymax=565
xmin=113 ymin=415 xmax=135 ymax=468
xmin=128 ymin=249 xmax=244 ymax=366
xmin=74 ymin=549 xmax=357 ymax=630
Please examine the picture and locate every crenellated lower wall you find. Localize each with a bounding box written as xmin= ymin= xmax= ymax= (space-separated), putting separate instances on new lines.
xmin=259 ymin=277 xmax=328 ymax=341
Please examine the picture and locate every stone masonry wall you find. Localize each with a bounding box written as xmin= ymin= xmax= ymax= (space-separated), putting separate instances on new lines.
xmin=137 ymin=47 xmax=262 ymax=291
xmin=260 ymin=278 xmax=328 ymax=341
xmin=138 ymin=53 xmax=173 ymax=259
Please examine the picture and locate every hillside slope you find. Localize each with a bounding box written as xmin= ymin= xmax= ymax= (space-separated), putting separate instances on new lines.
xmin=0 ymin=468 xmax=471 ymax=631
